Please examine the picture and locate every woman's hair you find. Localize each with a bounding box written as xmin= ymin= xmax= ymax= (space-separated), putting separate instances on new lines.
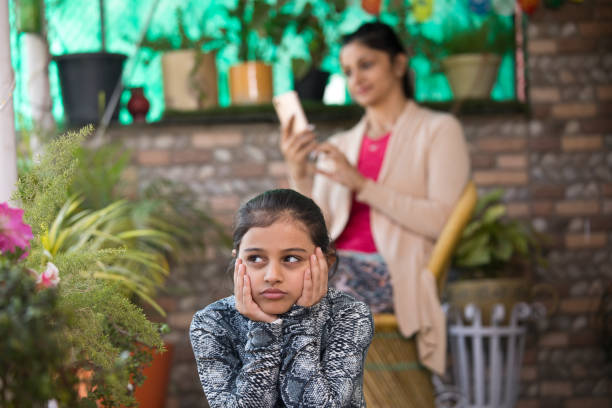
xmin=342 ymin=21 xmax=413 ymax=99
xmin=230 ymin=189 xmax=336 ymax=271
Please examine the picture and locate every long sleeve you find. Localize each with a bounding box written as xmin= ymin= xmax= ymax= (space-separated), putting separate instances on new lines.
xmin=279 ymin=295 xmax=374 ymax=408
xmin=190 ymin=308 xmax=283 ymax=408
xmin=356 ymin=115 xmax=470 ymax=240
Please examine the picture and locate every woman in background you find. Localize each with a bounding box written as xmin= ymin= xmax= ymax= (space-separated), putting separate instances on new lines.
xmin=280 ymin=21 xmax=470 ymax=375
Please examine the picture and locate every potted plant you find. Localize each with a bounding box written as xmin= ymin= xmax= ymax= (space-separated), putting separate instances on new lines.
xmin=11 ymin=126 xmax=164 ymax=406
xmin=63 ymin=139 xmax=230 ymax=407
xmin=290 ymin=0 xmax=346 ymax=102
xmin=224 ymin=0 xmax=278 ymax=105
xmin=53 ymin=0 xmax=128 ymax=126
xmin=438 ymin=15 xmax=515 ymax=100
xmin=446 ymin=189 xmax=550 ymax=324
xmin=140 ymin=6 xmax=226 ymax=112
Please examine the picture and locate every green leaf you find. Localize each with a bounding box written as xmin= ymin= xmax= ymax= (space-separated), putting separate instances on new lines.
xmin=474 ymin=188 xmax=504 ymax=216
xmin=492 ymin=238 xmax=513 ymax=261
xmin=455 ymin=230 xmax=489 ymax=257
xmin=457 ymin=247 xmax=491 ymax=268
xmin=482 ymin=203 xmax=506 ymax=224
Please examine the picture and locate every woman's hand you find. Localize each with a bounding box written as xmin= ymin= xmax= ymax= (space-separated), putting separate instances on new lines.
xmin=280 ymin=115 xmax=318 ymax=180
xmin=316 ymin=143 xmax=366 ymax=192
xmin=234 ymin=259 xmax=277 ymax=323
xmin=296 ymin=247 xmax=329 ymax=307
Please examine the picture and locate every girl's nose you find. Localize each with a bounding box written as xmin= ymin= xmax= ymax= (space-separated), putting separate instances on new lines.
xmin=264 ymin=262 xmax=283 ymax=283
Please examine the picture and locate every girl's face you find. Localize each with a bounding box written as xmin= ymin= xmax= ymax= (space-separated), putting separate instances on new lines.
xmin=340 ymin=41 xmax=406 ymax=107
xmin=238 ymin=219 xmax=316 ymax=315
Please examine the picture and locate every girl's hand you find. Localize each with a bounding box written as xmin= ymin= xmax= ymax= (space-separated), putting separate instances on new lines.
xmin=280 ymin=115 xmax=318 ymax=180
xmin=234 ymin=259 xmax=277 ymax=323
xmin=296 ymin=247 xmax=329 ymax=307
xmin=315 ymin=143 xmax=366 ymax=192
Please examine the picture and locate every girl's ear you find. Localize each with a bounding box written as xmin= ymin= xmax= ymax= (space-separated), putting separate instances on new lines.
xmin=326 ymin=253 xmax=337 ymax=268
xmin=232 ymin=249 xmax=237 ymax=257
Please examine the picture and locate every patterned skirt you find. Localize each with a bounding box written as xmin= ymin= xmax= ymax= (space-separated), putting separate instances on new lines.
xmin=329 ymin=250 xmax=394 ymax=314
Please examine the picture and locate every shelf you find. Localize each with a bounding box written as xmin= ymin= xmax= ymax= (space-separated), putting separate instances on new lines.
xmin=155 ymin=100 xmax=528 ymax=126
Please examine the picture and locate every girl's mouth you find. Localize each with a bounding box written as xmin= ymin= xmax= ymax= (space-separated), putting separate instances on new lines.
xmin=261 ymin=288 xmax=287 ymax=300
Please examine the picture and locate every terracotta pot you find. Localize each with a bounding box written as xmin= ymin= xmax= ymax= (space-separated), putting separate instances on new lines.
xmin=446 ymin=278 xmax=558 ymax=325
xmin=76 ymin=344 xmax=174 ymax=408
xmin=162 ymin=49 xmax=218 ymax=110
xmin=229 ymin=61 xmax=273 ymax=105
xmin=442 ymin=53 xmax=501 ymax=100
xmin=76 ymin=368 xmax=103 ymax=407
xmin=133 ymin=343 xmax=174 ymax=408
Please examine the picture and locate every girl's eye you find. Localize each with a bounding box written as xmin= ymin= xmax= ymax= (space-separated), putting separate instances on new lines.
xmin=246 ymin=255 xmax=264 ymax=263
xmin=283 ymin=255 xmax=300 ymax=263
xmin=343 ymin=69 xmax=351 ymax=77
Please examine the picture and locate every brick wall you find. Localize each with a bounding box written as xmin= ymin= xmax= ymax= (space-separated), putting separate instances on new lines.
xmin=108 ymin=2 xmax=611 ymax=406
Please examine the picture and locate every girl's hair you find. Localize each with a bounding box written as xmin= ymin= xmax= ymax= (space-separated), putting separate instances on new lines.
xmin=230 ymin=189 xmax=336 ymax=271
xmin=342 ymin=21 xmax=413 ymax=99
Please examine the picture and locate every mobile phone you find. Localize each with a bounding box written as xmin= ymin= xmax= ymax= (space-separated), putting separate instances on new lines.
xmin=273 ymin=91 xmax=310 ymax=134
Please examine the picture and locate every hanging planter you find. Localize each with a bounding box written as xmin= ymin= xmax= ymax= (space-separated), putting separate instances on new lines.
xmin=229 ymin=61 xmax=273 ymax=105
xmin=54 ymin=52 xmax=127 ymax=126
xmin=53 ymin=0 xmax=127 ymax=126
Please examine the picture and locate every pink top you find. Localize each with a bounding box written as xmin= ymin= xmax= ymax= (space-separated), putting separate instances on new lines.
xmin=335 ymin=131 xmax=391 ymax=253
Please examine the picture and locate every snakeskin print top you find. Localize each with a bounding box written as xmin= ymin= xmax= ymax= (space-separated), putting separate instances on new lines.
xmin=190 ymin=288 xmax=374 ymax=408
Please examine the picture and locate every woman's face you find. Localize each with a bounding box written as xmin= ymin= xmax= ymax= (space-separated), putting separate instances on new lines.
xmin=238 ymin=219 xmax=316 ymax=315
xmin=340 ymin=41 xmax=406 ymax=107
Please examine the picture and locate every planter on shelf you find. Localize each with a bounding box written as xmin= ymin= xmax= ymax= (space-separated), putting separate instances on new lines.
xmin=162 ymin=49 xmax=218 ymax=111
xmin=54 ymin=52 xmax=127 ymax=126
xmin=442 ymin=53 xmax=501 ymax=100
xmin=127 ymin=87 xmax=150 ymax=123
xmin=229 ymin=61 xmax=273 ymax=105
xmin=294 ymin=68 xmax=330 ymax=102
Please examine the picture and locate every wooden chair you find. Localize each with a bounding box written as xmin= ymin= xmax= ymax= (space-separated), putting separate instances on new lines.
xmin=363 ymin=181 xmax=478 ymax=407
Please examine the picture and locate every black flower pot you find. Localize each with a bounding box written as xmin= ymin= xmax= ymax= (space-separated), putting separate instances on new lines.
xmin=54 ymin=52 xmax=127 ymax=127
xmin=294 ymin=68 xmax=330 ymax=102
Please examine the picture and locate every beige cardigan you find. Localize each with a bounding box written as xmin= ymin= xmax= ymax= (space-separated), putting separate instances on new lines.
xmin=291 ymin=101 xmax=470 ymax=374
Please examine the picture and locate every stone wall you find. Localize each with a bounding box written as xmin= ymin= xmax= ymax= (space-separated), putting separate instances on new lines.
xmin=107 ymin=1 xmax=611 ymax=407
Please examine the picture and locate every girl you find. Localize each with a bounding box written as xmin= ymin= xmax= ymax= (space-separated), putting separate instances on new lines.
xmin=190 ymin=189 xmax=373 ymax=407
xmin=280 ymin=21 xmax=470 ymax=374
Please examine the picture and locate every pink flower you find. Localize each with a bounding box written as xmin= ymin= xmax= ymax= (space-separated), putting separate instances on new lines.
xmin=37 ymin=262 xmax=60 ymax=288
xmin=0 ymin=202 xmax=33 ymax=255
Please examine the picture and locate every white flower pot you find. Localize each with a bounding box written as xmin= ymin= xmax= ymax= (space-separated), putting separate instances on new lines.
xmin=442 ymin=53 xmax=502 ymax=100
